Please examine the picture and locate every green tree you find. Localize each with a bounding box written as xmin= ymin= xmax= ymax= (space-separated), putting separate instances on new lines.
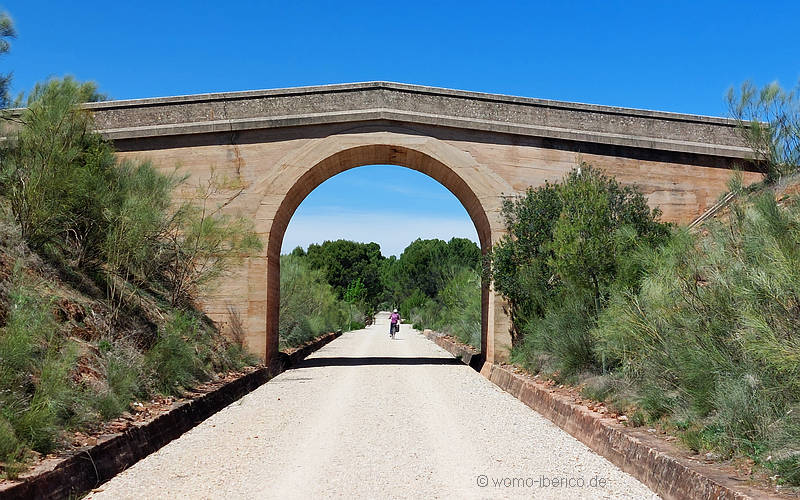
xmin=306 ymin=240 xmax=384 ymax=307
xmin=728 ymin=80 xmax=800 ymax=182
xmin=491 ymin=179 xmax=562 ymax=335
xmin=0 ymin=12 xmax=15 ymax=109
xmin=492 ymin=164 xmax=670 ymax=373
xmin=443 ymin=237 xmax=481 ymax=270
xmin=549 ymin=166 xmax=668 ymax=313
xmin=0 ymin=77 xmax=111 ymax=262
xmin=343 ymin=278 xmax=367 ymax=304
xmin=391 ymin=237 xmax=480 ymax=300
xmin=393 ymin=238 xmax=452 ymax=298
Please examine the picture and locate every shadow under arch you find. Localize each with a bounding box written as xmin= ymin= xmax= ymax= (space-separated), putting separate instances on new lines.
xmin=256 ymin=132 xmax=512 ymax=368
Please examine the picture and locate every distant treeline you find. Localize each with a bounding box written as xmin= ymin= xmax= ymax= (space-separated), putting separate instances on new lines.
xmin=281 ymin=237 xmax=482 ymax=347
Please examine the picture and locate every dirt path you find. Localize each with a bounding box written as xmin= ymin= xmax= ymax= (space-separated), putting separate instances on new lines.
xmin=88 ymin=314 xmax=657 ymax=499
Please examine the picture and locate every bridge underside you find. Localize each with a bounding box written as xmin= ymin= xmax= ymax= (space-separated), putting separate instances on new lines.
xmin=85 ymin=82 xmax=759 ymax=366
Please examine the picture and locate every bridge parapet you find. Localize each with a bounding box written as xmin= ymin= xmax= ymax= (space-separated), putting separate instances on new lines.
xmin=83 ymin=82 xmax=751 ymax=160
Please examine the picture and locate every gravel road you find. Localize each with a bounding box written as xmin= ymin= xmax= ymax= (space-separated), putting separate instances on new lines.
xmin=88 ymin=314 xmax=658 ymax=499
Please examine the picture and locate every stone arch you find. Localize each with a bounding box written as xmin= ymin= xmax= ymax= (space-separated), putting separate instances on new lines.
xmin=249 ymin=131 xmax=513 ymax=369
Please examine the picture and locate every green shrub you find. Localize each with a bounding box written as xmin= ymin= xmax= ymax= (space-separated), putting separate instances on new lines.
xmin=1 ymin=77 xmax=262 ymax=312
xmin=519 ymin=291 xmax=598 ymax=376
xmin=0 ymin=417 xmax=21 ymax=464
xmin=346 ymin=321 xmax=366 ymax=331
xmin=146 ymin=313 xmax=207 ymax=395
xmin=0 ymin=77 xmax=111 ymax=262
xmin=279 ymin=255 xmax=351 ymax=349
xmin=93 ymin=342 xmax=146 ymax=419
xmin=494 ymin=164 xmax=670 ymax=374
xmin=638 ymin=385 xmax=677 ymax=422
xmin=436 ymin=268 xmax=481 ymax=347
xmin=579 ymin=375 xmax=616 ymax=402
xmin=712 ymin=374 xmax=779 ymax=455
xmin=771 ymin=456 xmax=800 ymax=486
xmin=0 ymin=273 xmax=79 ymax=454
xmin=284 ymin=318 xmax=313 ymax=348
xmin=102 ymin=161 xmax=181 ymax=294
xmin=400 ymin=288 xmax=428 ymax=320
xmin=407 ymin=295 xmax=439 ymax=331
xmin=595 ymin=193 xmax=800 ymax=481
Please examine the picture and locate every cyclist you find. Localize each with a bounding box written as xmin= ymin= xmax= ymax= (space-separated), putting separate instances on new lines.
xmin=389 ymin=309 xmax=401 ymax=338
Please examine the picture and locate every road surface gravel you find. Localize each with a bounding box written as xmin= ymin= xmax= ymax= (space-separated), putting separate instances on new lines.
xmin=88 ymin=313 xmax=658 ymax=499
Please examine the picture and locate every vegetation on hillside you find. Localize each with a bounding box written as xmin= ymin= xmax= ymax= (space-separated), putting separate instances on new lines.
xmin=0 ymin=40 xmax=262 ymax=476
xmin=491 ymin=165 xmax=670 ymax=374
xmin=3 ymin=8 xmax=797 ymax=487
xmin=279 ymin=254 xmax=364 ymax=349
xmin=489 ymin=80 xmax=800 ymax=485
xmin=595 ymin=186 xmax=800 ymax=483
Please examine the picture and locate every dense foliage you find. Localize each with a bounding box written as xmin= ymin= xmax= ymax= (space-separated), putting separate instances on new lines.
xmin=728 ymin=80 xmax=800 ymax=182
xmin=284 ymin=236 xmax=483 ymax=348
xmin=279 ymin=254 xmax=362 ymax=349
xmin=382 ymin=237 xmax=479 ymax=303
xmin=305 ymin=239 xmax=384 ymax=311
xmin=491 ymin=164 xmax=670 ymax=372
xmin=385 ymin=237 xmax=482 ymax=347
xmin=493 ymin=157 xmax=800 ymax=483
xmin=596 ymin=191 xmax=800 ymax=483
xmin=285 ymin=236 xmax=482 ymax=347
xmin=402 ymin=265 xmax=482 ymax=347
xmin=0 ymin=77 xmax=261 ymax=476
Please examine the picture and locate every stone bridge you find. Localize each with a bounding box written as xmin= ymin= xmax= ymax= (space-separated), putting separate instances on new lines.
xmin=86 ymin=82 xmax=759 ymax=367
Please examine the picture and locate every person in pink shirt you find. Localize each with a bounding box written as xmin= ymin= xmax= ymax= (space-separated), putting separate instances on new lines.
xmin=389 ymin=309 xmax=401 ymax=338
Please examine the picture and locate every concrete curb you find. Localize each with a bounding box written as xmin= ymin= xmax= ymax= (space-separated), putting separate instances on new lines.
xmin=419 ymin=329 xmax=778 ymax=500
xmin=420 ymin=329 xmax=483 ymax=370
xmin=0 ymin=331 xmax=341 ymax=500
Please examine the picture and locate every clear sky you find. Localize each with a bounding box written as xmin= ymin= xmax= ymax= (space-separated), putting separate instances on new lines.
xmin=4 ymin=1 xmax=799 ymax=255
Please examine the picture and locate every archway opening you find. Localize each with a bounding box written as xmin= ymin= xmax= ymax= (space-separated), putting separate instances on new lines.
xmin=263 ymin=144 xmax=494 ymax=366
xmin=281 ymin=165 xmax=479 ymax=258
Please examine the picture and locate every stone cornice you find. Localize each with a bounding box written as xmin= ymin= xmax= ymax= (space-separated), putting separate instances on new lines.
xmin=29 ymin=82 xmax=754 ymax=159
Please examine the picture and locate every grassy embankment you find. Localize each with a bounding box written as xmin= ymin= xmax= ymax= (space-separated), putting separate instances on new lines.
xmin=495 ymin=167 xmax=800 ymax=486
xmin=491 ymin=81 xmax=800 ymax=486
xmin=0 ymin=79 xmax=262 ymax=478
xmin=278 ymin=254 xmax=367 ymax=350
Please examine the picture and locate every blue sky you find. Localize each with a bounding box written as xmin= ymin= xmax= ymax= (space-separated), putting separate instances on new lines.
xmin=282 ymin=166 xmax=477 ymax=256
xmin=4 ymin=1 xmax=800 ymax=255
